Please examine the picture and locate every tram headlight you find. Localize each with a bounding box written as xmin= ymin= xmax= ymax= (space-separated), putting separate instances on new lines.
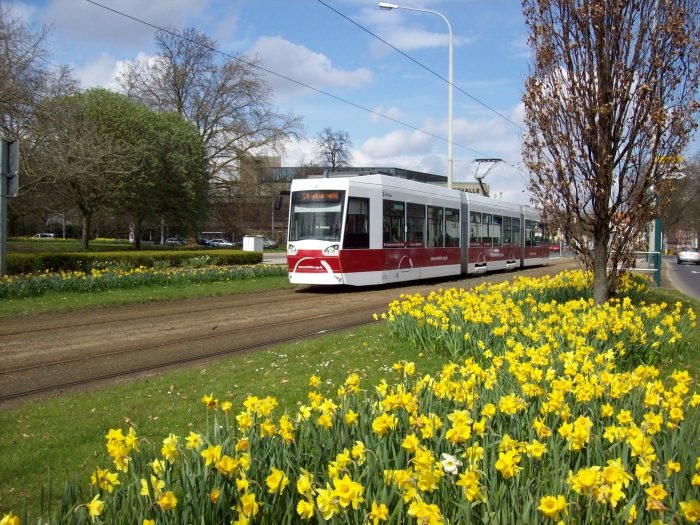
xmin=323 ymin=244 xmax=340 ymax=256
xmin=288 ymin=244 xmax=298 ymax=255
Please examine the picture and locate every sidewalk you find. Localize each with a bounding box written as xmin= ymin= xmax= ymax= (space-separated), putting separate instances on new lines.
xmin=262 ymin=252 xmax=287 ymax=265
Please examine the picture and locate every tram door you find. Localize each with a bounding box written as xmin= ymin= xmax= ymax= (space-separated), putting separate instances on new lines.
xmin=460 ymin=201 xmax=469 ymax=273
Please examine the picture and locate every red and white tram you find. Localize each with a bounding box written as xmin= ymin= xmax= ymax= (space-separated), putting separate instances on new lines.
xmin=286 ymin=174 xmax=548 ymax=286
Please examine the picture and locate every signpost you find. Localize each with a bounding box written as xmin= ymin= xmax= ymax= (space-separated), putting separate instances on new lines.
xmin=1 ymin=139 xmax=20 ymax=276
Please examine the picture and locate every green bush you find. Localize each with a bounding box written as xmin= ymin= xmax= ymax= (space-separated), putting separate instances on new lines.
xmin=6 ymin=250 xmax=262 ymax=275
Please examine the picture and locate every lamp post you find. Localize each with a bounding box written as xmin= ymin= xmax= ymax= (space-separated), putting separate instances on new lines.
xmin=378 ymin=2 xmax=453 ymax=188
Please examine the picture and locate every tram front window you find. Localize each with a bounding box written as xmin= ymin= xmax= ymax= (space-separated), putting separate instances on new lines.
xmin=289 ymin=190 xmax=345 ymax=241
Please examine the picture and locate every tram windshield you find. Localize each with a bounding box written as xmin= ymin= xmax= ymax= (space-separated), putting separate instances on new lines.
xmin=289 ymin=190 xmax=346 ymax=241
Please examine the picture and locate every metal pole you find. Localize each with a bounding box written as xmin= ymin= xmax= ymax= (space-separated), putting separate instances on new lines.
xmin=0 ymin=165 xmax=7 ymax=276
xmin=378 ymin=3 xmax=454 ymax=188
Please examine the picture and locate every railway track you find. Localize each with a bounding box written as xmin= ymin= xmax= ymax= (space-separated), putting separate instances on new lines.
xmin=0 ymin=319 xmax=370 ymax=402
xmin=0 ymin=259 xmax=577 ymax=405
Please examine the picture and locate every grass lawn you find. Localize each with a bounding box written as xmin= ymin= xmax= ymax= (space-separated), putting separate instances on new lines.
xmin=0 ymin=276 xmax=293 ymax=318
xmin=0 ymin=323 xmax=445 ymax=518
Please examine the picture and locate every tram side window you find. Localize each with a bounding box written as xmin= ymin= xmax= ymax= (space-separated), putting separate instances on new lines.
xmin=427 ymin=206 xmax=444 ymax=247
xmin=445 ymin=208 xmax=459 ymax=247
xmin=503 ymin=216 xmax=512 ymax=244
xmin=383 ymin=200 xmax=405 ymax=246
xmin=406 ymin=203 xmax=425 ymax=246
xmin=535 ymin=221 xmax=546 ymax=246
xmin=525 ymin=220 xmax=543 ymax=246
xmin=511 ymin=218 xmax=521 ymax=245
xmin=480 ymin=214 xmax=492 ymax=246
xmin=470 ymin=212 xmax=481 ymax=244
xmin=492 ymin=215 xmax=502 ymax=247
xmin=343 ymin=197 xmax=369 ymax=249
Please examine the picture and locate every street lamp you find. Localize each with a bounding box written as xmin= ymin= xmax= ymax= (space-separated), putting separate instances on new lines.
xmin=378 ymin=2 xmax=454 ymax=188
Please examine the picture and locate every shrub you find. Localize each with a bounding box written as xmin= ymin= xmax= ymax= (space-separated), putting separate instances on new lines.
xmin=6 ymin=250 xmax=262 ymax=275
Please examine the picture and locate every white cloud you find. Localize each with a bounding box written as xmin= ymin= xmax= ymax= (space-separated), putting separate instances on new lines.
xmin=361 ymin=129 xmax=433 ymax=158
xmin=41 ymin=0 xmax=211 ymax=51
xmin=247 ymin=36 xmax=372 ymax=98
xmin=280 ymin=137 xmax=318 ymax=166
xmin=360 ymin=6 xmax=476 ymax=57
xmin=73 ymin=51 xmax=157 ymax=90
xmin=74 ymin=53 xmax=121 ymax=89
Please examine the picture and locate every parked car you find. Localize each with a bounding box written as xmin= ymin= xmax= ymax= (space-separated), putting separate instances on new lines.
xmin=677 ymin=246 xmax=700 ymax=265
xmin=263 ymin=238 xmax=280 ymax=249
xmin=197 ymin=238 xmax=213 ymax=247
xmin=31 ymin=233 xmax=55 ymax=239
xmin=165 ymin=237 xmax=185 ymax=245
xmin=209 ymin=238 xmax=234 ymax=247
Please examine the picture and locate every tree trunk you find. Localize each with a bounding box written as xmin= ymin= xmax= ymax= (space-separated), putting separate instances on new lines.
xmin=592 ymin=234 xmax=610 ymax=304
xmin=81 ymin=213 xmax=91 ymax=251
xmin=133 ymin=219 xmax=142 ymax=251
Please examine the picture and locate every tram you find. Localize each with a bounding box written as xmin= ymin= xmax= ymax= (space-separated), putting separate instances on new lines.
xmin=286 ymin=174 xmax=548 ymax=286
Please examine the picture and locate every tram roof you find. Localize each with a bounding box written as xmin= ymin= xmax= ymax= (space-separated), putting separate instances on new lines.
xmin=291 ymin=173 xmax=540 ymax=216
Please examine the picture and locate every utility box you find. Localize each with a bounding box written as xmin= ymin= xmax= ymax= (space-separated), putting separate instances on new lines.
xmin=243 ymin=235 xmax=263 ymax=252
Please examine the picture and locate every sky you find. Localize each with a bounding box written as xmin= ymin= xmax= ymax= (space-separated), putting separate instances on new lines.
xmin=9 ymin=0 xmax=536 ymax=203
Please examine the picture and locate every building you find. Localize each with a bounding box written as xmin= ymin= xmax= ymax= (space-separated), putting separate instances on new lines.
xmin=452 ymin=181 xmax=490 ymax=196
xmin=211 ymin=162 xmax=469 ymax=241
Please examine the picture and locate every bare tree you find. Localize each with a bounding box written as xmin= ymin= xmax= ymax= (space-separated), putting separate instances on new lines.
xmin=0 ymin=7 xmax=77 ymax=139
xmin=31 ymin=94 xmax=124 ymax=250
xmin=316 ymin=127 xmax=353 ymax=171
xmin=522 ymin=0 xmax=700 ymax=303
xmin=118 ymin=27 xmax=302 ymax=186
xmin=0 ymin=6 xmax=49 ymax=138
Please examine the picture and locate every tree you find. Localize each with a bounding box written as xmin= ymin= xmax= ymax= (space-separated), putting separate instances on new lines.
xmin=0 ymin=5 xmax=50 ymax=138
xmin=27 ymin=89 xmax=209 ymax=250
xmin=30 ymin=93 xmax=125 ymax=250
xmin=521 ymin=0 xmax=700 ymax=303
xmin=0 ymin=6 xmax=78 ymax=136
xmin=659 ymin=153 xmax=700 ymax=246
xmin=316 ymin=127 xmax=353 ymax=171
xmin=118 ymin=27 xmax=302 ymax=187
xmin=81 ymin=89 xmax=209 ymax=249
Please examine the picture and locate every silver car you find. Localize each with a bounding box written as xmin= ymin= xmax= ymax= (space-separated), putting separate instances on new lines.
xmin=677 ymin=246 xmax=700 ymax=264
xmin=209 ymin=238 xmax=234 ymax=247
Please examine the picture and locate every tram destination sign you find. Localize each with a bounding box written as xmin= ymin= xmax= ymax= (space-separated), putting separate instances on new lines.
xmin=297 ymin=190 xmax=342 ymax=203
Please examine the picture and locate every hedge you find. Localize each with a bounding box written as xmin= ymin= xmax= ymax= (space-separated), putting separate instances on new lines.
xmin=6 ymin=250 xmax=264 ymax=275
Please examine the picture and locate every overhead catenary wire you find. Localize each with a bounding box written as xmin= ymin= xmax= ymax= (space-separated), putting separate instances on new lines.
xmin=316 ymin=0 xmax=527 ymax=134
xmin=83 ymin=0 xmax=502 ymax=161
xmin=315 ymin=0 xmax=529 ymax=178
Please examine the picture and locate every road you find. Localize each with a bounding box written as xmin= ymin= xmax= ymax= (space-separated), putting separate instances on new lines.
xmin=666 ymin=257 xmax=700 ymax=301
xmin=0 ymin=259 xmax=577 ymax=405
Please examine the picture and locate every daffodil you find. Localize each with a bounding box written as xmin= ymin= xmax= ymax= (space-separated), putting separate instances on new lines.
xmin=440 ymin=453 xmax=461 ymax=475
xmin=369 ymin=501 xmax=389 ymax=524
xmin=266 ymin=467 xmax=289 ymax=494
xmin=157 ymin=491 xmax=177 ymax=511
xmin=537 ymin=495 xmax=567 ymax=520
xmin=86 ymin=494 xmax=104 ymax=522
xmin=680 ymin=500 xmax=700 ymax=522
xmin=296 ymin=499 xmax=315 ymax=520
xmin=0 ymin=512 xmax=20 ymax=525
